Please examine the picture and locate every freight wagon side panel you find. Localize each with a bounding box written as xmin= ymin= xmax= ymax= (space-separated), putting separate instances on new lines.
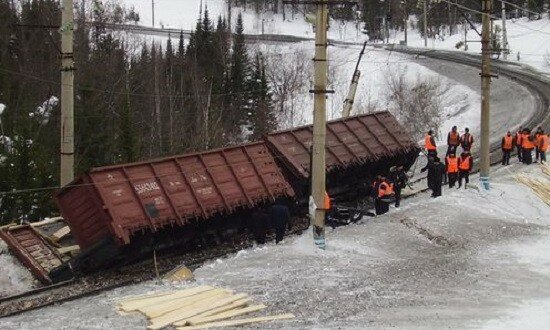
xmin=266 ymin=111 xmax=419 ymax=180
xmin=0 ymin=225 xmax=64 ymax=284
xmin=55 ymin=176 xmax=111 ymax=250
xmin=59 ymin=142 xmax=295 ymax=248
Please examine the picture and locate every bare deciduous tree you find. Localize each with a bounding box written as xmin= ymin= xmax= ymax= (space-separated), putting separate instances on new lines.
xmin=266 ymin=48 xmax=312 ymax=128
xmin=384 ymin=68 xmax=447 ymax=141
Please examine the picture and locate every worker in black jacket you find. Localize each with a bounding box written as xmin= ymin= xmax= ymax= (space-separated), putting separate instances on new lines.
xmin=389 ymin=165 xmax=408 ymax=207
xmin=248 ymin=208 xmax=269 ymax=244
xmin=421 ymin=156 xmax=446 ymax=197
xmin=269 ymin=202 xmax=291 ymax=244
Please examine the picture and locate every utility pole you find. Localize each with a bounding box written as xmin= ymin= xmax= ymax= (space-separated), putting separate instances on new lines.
xmin=60 ymin=0 xmax=75 ymax=186
xmin=464 ymin=20 xmax=468 ymax=51
xmin=311 ymin=0 xmax=329 ymax=249
xmin=152 ymin=0 xmax=155 ymax=27
xmin=283 ymin=0 xmax=356 ymax=249
xmin=423 ymin=0 xmax=428 ymax=47
xmin=343 ymin=41 xmax=367 ymax=117
xmin=480 ymin=0 xmax=492 ymax=190
xmin=501 ymin=1 xmax=508 ymax=60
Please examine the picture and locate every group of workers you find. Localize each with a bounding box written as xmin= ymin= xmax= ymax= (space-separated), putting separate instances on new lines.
xmin=422 ymin=126 xmax=549 ymax=198
xmin=248 ymin=199 xmax=291 ymax=245
xmin=421 ymin=126 xmax=474 ymax=198
xmin=506 ymin=127 xmax=548 ymax=165
xmin=368 ymin=125 xmax=548 ymax=216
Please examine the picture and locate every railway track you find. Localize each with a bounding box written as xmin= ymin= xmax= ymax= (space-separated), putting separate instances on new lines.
xmin=0 ymin=218 xmax=310 ymax=318
xmin=390 ymin=46 xmax=550 ymax=187
xmin=1 ymin=48 xmax=549 ymax=319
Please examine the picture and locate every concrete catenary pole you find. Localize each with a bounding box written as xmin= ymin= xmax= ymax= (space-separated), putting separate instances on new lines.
xmin=152 ymin=0 xmax=155 ymax=27
xmin=501 ymin=1 xmax=508 ymax=60
xmin=311 ymin=0 xmax=329 ymax=249
xmin=342 ymin=41 xmax=367 ymax=117
xmin=480 ymin=0 xmax=493 ymax=190
xmin=60 ymin=0 xmax=74 ymax=186
xmin=423 ymin=0 xmax=428 ymax=47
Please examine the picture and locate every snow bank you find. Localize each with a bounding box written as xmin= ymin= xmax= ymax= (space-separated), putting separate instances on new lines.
xmin=481 ymin=299 xmax=550 ymax=330
xmin=0 ymin=241 xmax=36 ymax=297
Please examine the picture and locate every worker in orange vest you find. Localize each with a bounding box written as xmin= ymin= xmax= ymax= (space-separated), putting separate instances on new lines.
xmin=515 ymin=128 xmax=523 ymax=162
xmin=460 ymin=128 xmax=474 ymax=152
xmin=538 ymin=133 xmax=549 ymax=164
xmin=425 ymin=130 xmax=437 ymax=157
xmin=458 ymin=151 xmax=473 ymax=189
xmin=445 ymin=153 xmax=459 ymax=188
xmin=501 ymin=131 xmax=514 ymax=166
xmin=375 ymin=177 xmax=394 ymax=215
xmin=446 ymin=126 xmax=461 ymax=156
xmin=535 ymin=127 xmax=544 ymax=162
xmin=521 ymin=128 xmax=535 ymax=165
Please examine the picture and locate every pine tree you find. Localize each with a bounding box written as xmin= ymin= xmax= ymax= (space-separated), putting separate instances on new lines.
xmin=248 ymin=53 xmax=277 ymax=141
xmin=227 ymin=13 xmax=250 ymax=141
xmin=362 ymin=0 xmax=384 ymax=41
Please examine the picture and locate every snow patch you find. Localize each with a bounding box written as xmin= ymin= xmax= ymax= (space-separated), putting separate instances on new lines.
xmin=0 ymin=241 xmax=36 ymax=297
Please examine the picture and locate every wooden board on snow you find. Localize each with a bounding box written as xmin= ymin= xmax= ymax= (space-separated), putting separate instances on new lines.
xmin=176 ymin=313 xmax=295 ymax=330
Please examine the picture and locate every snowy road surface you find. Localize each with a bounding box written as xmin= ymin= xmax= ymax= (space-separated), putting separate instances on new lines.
xmin=1 ymin=164 xmax=549 ymax=329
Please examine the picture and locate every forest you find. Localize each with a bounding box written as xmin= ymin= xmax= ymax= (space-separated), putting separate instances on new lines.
xmin=0 ymin=0 xmax=275 ymax=222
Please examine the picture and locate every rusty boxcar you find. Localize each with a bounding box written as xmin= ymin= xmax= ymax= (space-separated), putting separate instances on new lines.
xmin=265 ymin=111 xmax=420 ymax=197
xmin=55 ymin=142 xmax=294 ymax=251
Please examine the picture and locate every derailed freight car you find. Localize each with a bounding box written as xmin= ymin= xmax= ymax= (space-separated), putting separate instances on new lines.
xmin=265 ymin=111 xmax=420 ymax=200
xmin=48 ymin=111 xmax=418 ymax=280
xmin=54 ymin=142 xmax=295 ymax=274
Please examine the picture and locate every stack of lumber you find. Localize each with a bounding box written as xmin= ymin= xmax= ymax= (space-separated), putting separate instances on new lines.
xmin=515 ymin=171 xmax=550 ymax=205
xmin=541 ymin=163 xmax=550 ymax=177
xmin=117 ymin=285 xmax=294 ymax=329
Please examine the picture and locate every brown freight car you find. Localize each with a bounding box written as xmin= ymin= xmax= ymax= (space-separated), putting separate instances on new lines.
xmin=265 ymin=111 xmax=420 ymax=197
xmin=55 ymin=142 xmax=295 ymax=251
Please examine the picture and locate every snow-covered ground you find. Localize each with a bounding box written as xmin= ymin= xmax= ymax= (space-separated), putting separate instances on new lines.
xmin=256 ymin=41 xmax=480 ymax=132
xmin=0 ymin=241 xmax=36 ymax=297
xmin=2 ymin=162 xmax=549 ymax=329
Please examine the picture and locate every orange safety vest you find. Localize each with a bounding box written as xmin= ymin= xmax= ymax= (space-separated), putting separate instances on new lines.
xmin=448 ymin=132 xmax=459 ymax=146
xmin=503 ymin=135 xmax=513 ymax=150
xmin=425 ymin=134 xmax=436 ymax=151
xmin=536 ymin=133 xmax=544 ymax=149
xmin=461 ymin=133 xmax=473 ymax=145
xmin=378 ymin=182 xmax=394 ymax=198
xmin=540 ymin=135 xmax=549 ymax=152
xmin=446 ymin=156 xmax=458 ymax=173
xmin=522 ymin=134 xmax=535 ymax=149
xmin=516 ymin=132 xmax=523 ymax=146
xmin=459 ymin=156 xmax=471 ymax=171
xmin=324 ymin=192 xmax=331 ymax=210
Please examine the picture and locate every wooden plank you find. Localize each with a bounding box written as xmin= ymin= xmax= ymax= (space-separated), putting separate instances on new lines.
xmin=141 ymin=289 xmax=230 ymax=319
xmin=50 ymin=226 xmax=71 ymax=242
xmin=187 ymin=304 xmax=267 ymax=326
xmin=119 ymin=286 xmax=214 ymax=311
xmin=172 ymin=298 xmax=251 ymax=327
xmin=57 ymin=245 xmax=80 ymax=255
xmin=147 ymin=293 xmax=248 ymax=330
xmin=176 ymin=313 xmax=295 ymax=330
xmin=117 ymin=291 xmax=174 ymax=305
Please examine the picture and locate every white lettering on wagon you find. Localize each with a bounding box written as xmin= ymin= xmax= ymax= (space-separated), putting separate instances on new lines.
xmin=133 ymin=181 xmax=160 ymax=195
xmin=112 ymin=189 xmax=123 ymax=197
